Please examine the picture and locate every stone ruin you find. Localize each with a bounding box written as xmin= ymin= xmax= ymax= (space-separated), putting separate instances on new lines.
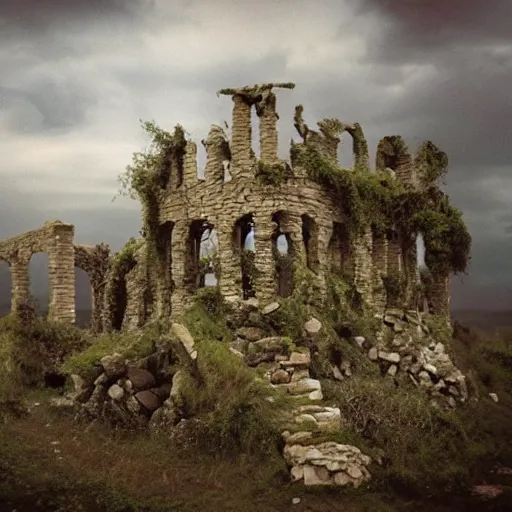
xmin=0 ymin=83 xmax=452 ymax=332
xmin=1 ymin=84 xmax=472 ymax=488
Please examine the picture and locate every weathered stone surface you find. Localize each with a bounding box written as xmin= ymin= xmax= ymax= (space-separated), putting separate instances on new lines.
xmin=368 ymin=347 xmax=378 ymax=361
xmin=135 ymin=390 xmax=161 ymax=412
xmin=489 ymin=393 xmax=499 ymax=403
xmin=126 ymin=367 xmax=156 ymax=392
xmin=332 ymin=365 xmax=344 ymax=381
xmin=236 ymin=326 xmax=264 ymax=341
xmin=171 ymin=323 xmax=198 ymax=360
xmin=304 ymin=317 xmax=322 ymax=335
xmin=107 ymin=384 xmax=125 ymax=401
xmin=262 ymin=302 xmax=280 ymax=315
xmin=287 ymin=378 xmax=321 ymax=395
xmin=378 ymin=351 xmax=400 ymax=364
xmin=270 ymin=369 xmax=291 ymax=384
xmin=100 ymin=354 xmax=126 ymax=379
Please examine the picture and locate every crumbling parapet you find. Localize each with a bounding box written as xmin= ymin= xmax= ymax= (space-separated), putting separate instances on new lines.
xmin=376 ymin=135 xmax=415 ymax=185
xmin=218 ymin=83 xmax=295 ymax=177
xmin=256 ymin=90 xmax=279 ymax=163
xmin=202 ymin=125 xmax=231 ymax=183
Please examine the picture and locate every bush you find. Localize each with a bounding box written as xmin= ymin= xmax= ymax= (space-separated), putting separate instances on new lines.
xmin=179 ymin=340 xmax=284 ymax=458
xmin=0 ymin=304 xmax=89 ymax=390
xmin=61 ymin=321 xmax=168 ymax=380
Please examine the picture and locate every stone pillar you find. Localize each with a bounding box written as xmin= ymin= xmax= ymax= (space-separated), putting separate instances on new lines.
xmin=395 ymin=152 xmax=414 ymax=186
xmin=253 ymin=214 xmax=276 ymax=303
xmin=258 ymin=92 xmax=278 ymax=163
xmin=170 ymin=221 xmax=189 ymax=318
xmin=427 ymin=273 xmax=451 ymax=319
xmin=47 ymin=222 xmax=75 ymax=323
xmin=283 ymin=214 xmax=306 ymax=265
xmin=217 ymin=222 xmax=240 ymax=302
xmin=183 ymin=141 xmax=198 ymax=185
xmin=403 ymin=240 xmax=419 ymax=308
xmin=11 ymin=258 xmax=29 ymax=314
xmin=230 ymin=94 xmax=252 ymax=178
xmin=203 ymin=125 xmax=230 ymax=184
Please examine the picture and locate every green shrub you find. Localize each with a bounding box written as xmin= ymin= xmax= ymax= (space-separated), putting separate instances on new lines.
xmin=61 ymin=321 xmax=168 ymax=379
xmin=179 ymin=340 xmax=284 ymax=457
xmin=0 ymin=305 xmax=89 ymax=389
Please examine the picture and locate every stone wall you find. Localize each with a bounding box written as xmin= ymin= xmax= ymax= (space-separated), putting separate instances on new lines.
xmin=0 ymin=83 xmax=453 ymax=330
xmin=0 ymin=221 xmax=76 ymax=323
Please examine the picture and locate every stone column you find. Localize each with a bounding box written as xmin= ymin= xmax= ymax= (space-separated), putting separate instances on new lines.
xmin=395 ymin=152 xmax=414 ymax=186
xmin=183 ymin=141 xmax=198 ymax=185
xmin=258 ymin=92 xmax=278 ymax=163
xmin=230 ymin=94 xmax=252 ymax=178
xmin=253 ymin=214 xmax=276 ymax=303
xmin=11 ymin=258 xmax=29 ymax=314
xmin=217 ymin=221 xmax=240 ymax=302
xmin=47 ymin=222 xmax=75 ymax=323
xmin=427 ymin=273 xmax=451 ymax=319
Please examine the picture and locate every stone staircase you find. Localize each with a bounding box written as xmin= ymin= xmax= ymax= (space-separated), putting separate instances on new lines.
xmin=242 ymin=335 xmax=372 ymax=487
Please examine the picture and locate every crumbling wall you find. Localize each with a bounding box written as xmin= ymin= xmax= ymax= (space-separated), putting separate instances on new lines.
xmin=0 ymin=221 xmax=75 ymax=323
xmin=152 ymin=83 xmax=453 ymax=316
xmin=74 ymin=243 xmax=111 ymax=332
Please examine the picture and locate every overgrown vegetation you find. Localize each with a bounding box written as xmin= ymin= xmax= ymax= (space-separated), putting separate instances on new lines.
xmin=116 ymin=120 xmax=187 ymax=259
xmin=255 ymin=160 xmax=292 ymax=186
xmin=0 ymin=302 xmax=89 ymax=394
xmin=61 ymin=321 xmax=168 ymax=381
xmin=290 ymin=140 xmax=471 ymax=276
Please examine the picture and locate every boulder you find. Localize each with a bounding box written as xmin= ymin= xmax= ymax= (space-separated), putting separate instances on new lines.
xmin=304 ymin=318 xmax=322 ymax=335
xmin=107 ymin=384 xmax=125 ymax=401
xmin=135 ymin=390 xmax=161 ymax=412
xmin=100 ymin=353 xmax=126 ymax=379
xmin=262 ymin=302 xmax=280 ymax=315
xmin=126 ymin=367 xmax=156 ymax=392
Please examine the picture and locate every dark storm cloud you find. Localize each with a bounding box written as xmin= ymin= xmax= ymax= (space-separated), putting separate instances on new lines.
xmin=0 ymin=0 xmax=151 ymax=33
xmin=359 ymin=0 xmax=512 ymax=62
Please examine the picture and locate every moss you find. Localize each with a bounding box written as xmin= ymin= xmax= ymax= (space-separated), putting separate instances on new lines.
xmin=116 ymin=121 xmax=187 ymax=263
xmin=61 ymin=322 xmax=167 ymax=379
xmin=292 ymin=141 xmax=471 ymax=276
xmin=255 ymin=160 xmax=291 ymax=186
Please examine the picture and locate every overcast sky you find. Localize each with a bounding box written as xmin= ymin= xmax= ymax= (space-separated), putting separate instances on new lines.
xmin=1 ymin=0 xmax=511 ymax=310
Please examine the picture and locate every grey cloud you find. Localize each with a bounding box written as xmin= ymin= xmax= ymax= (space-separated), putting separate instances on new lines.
xmin=358 ymin=0 xmax=512 ymax=63
xmin=0 ymin=77 xmax=97 ymax=134
xmin=0 ymin=0 xmax=152 ymax=32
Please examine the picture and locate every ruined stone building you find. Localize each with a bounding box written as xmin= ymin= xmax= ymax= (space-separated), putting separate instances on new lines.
xmin=0 ymin=83 xmax=455 ymax=331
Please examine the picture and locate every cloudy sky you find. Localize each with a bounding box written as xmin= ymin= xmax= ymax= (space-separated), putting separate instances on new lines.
xmin=1 ymin=0 xmax=511 ymax=310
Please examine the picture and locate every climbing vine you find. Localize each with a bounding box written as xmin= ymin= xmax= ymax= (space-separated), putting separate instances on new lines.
xmin=291 ymin=142 xmax=471 ymax=276
xmin=116 ymin=120 xmax=187 ymax=257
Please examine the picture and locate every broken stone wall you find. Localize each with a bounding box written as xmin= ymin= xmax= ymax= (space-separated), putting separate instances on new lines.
xmin=74 ymin=243 xmax=111 ymax=332
xmin=0 ymin=221 xmax=76 ymax=323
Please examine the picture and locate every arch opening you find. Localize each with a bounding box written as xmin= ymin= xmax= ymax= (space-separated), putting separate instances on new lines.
xmin=29 ymin=252 xmax=50 ymax=316
xmin=200 ymin=227 xmax=218 ymax=287
xmin=233 ymin=213 xmax=256 ymax=299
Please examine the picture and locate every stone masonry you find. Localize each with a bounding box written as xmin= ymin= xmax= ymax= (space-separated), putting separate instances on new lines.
xmin=0 ymin=84 xmax=451 ymax=329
